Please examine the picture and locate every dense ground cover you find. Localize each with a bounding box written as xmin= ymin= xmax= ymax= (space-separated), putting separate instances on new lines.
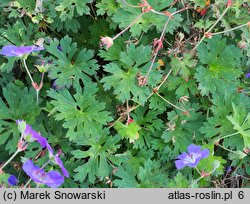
xmin=0 ymin=0 xmax=249 ymax=188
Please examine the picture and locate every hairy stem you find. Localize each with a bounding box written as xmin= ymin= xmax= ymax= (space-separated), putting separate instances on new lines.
xmin=156 ymin=92 xmax=186 ymax=112
xmin=193 ymin=6 xmax=230 ymax=50
xmin=23 ymin=178 xmax=32 ymax=188
xmin=22 ymin=59 xmax=35 ymax=84
xmin=212 ymin=22 xmax=250 ymax=35
xmin=212 ymin=132 xmax=239 ymax=142
xmin=112 ymin=12 xmax=145 ymax=41
xmin=0 ymin=149 xmax=20 ymax=170
xmin=126 ymin=100 xmax=130 ymax=123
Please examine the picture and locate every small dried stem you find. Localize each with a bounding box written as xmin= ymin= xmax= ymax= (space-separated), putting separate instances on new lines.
xmin=156 ymin=92 xmax=186 ymax=112
xmin=112 ymin=12 xmax=145 ymax=41
xmin=212 ymin=22 xmax=250 ymax=36
xmin=126 ymin=100 xmax=131 ymax=123
xmin=192 ymin=6 xmax=230 ymax=51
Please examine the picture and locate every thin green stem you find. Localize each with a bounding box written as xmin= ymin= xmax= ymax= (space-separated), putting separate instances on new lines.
xmin=190 ymin=176 xmax=204 ymax=188
xmin=144 ymin=52 xmax=159 ymax=80
xmin=90 ymin=3 xmax=97 ymax=20
xmin=121 ymin=0 xmax=140 ymax=8
xmin=206 ymin=6 xmax=230 ymax=33
xmin=23 ymin=178 xmax=32 ymax=188
xmin=0 ymin=149 xmax=20 ymax=170
xmin=36 ymin=72 xmax=44 ymax=105
xmin=217 ymin=143 xmax=235 ymax=153
xmin=190 ymin=164 xmax=219 ymax=188
xmin=195 ymin=166 xmax=202 ymax=176
xmin=212 ymin=132 xmax=239 ymax=142
xmin=159 ymin=16 xmax=172 ymax=41
xmin=154 ymin=69 xmax=173 ymax=92
xmin=144 ymin=7 xmax=189 ymax=81
xmin=156 ymin=92 xmax=186 ymax=112
xmin=112 ymin=12 xmax=145 ymax=41
xmin=193 ymin=6 xmax=230 ymax=50
xmin=40 ymin=160 xmax=51 ymax=170
xmin=144 ymin=16 xmax=171 ymax=81
xmin=212 ymin=22 xmax=249 ymax=35
xmin=22 ymin=59 xmax=35 ymax=84
xmin=130 ymin=69 xmax=174 ymax=112
xmin=126 ymin=100 xmax=130 ymax=122
xmin=36 ymin=91 xmax=39 ymax=105
xmin=109 ymin=116 xmax=122 ymax=128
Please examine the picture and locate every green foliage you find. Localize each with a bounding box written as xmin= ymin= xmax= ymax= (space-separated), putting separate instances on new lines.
xmin=45 ymin=36 xmax=99 ymax=88
xmin=195 ymin=36 xmax=243 ymax=96
xmin=0 ymin=173 xmax=10 ymax=186
xmin=0 ymin=0 xmax=250 ymax=188
xmin=227 ymin=103 xmax=250 ymax=148
xmin=96 ymin=0 xmax=118 ymax=16
xmin=47 ymin=82 xmax=112 ymax=140
xmin=188 ymin=0 xmax=207 ymax=8
xmin=167 ymin=172 xmax=190 ymax=188
xmin=200 ymin=85 xmax=250 ymax=152
xmin=101 ymin=44 xmax=162 ymax=104
xmin=114 ymin=121 xmax=140 ymax=143
xmin=0 ymin=82 xmax=40 ymax=153
xmin=171 ymin=53 xmax=197 ymax=81
xmin=55 ymin=0 xmax=93 ymax=21
xmin=0 ymin=21 xmax=44 ymax=72
xmin=114 ymin=159 xmax=167 ymax=187
xmin=112 ymin=0 xmax=182 ymax=36
xmin=198 ymin=144 xmax=226 ymax=177
xmin=72 ymin=134 xmax=121 ymax=183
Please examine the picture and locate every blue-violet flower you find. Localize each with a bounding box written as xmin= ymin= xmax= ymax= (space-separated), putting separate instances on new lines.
xmin=8 ymin=175 xmax=18 ymax=186
xmin=16 ymin=120 xmax=53 ymax=154
xmin=175 ymin=144 xmax=209 ymax=169
xmin=22 ymin=160 xmax=64 ymax=188
xmin=0 ymin=45 xmax=43 ymax=57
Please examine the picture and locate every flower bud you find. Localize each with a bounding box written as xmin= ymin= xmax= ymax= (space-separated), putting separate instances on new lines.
xmin=237 ymin=40 xmax=247 ymax=49
xmin=100 ymin=36 xmax=114 ymax=50
xmin=16 ymin=120 xmax=26 ymax=134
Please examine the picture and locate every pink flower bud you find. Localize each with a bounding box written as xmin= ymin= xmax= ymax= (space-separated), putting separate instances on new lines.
xmin=127 ymin=118 xmax=134 ymax=124
xmin=32 ymin=82 xmax=43 ymax=91
xmin=204 ymin=32 xmax=212 ymax=39
xmin=153 ymin=38 xmax=163 ymax=52
xmin=18 ymin=140 xmax=28 ymax=151
xmin=237 ymin=40 xmax=247 ymax=49
xmin=226 ymin=0 xmax=232 ymax=7
xmin=100 ymin=36 xmax=114 ymax=50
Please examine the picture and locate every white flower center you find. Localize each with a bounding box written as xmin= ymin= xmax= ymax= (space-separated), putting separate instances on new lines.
xmin=183 ymin=153 xmax=201 ymax=164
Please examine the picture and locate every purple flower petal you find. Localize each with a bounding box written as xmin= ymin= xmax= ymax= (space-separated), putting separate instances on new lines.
xmin=22 ymin=160 xmax=64 ymax=188
xmin=200 ymin=149 xmax=210 ymax=158
xmin=245 ymin=73 xmax=250 ymax=78
xmin=175 ymin=160 xmax=186 ymax=170
xmin=55 ymin=156 xmax=69 ymax=177
xmin=45 ymin=141 xmax=54 ymax=156
xmin=188 ymin=144 xmax=201 ymax=154
xmin=16 ymin=120 xmax=68 ymax=179
xmin=226 ymin=166 xmax=232 ymax=173
xmin=57 ymin=45 xmax=63 ymax=52
xmin=177 ymin=152 xmax=189 ymax=160
xmin=8 ymin=175 xmax=18 ymax=186
xmin=25 ymin=126 xmax=47 ymax=148
xmin=43 ymin=171 xmax=65 ymax=188
xmin=22 ymin=160 xmax=42 ymax=182
xmin=175 ymin=144 xmax=210 ymax=170
xmin=16 ymin=120 xmax=54 ymax=154
xmin=52 ymin=80 xmax=65 ymax=90
xmin=0 ymin=45 xmax=43 ymax=57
